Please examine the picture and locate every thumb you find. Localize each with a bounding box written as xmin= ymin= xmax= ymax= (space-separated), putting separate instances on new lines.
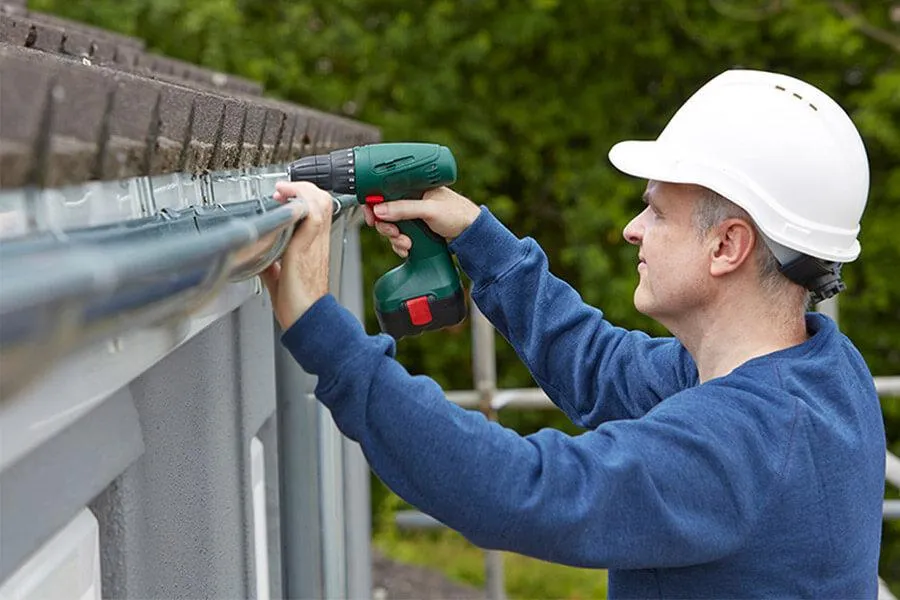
xmin=372 ymin=199 xmax=431 ymax=223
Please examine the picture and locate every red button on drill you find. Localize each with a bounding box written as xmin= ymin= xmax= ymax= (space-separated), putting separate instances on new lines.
xmin=365 ymin=195 xmax=385 ymax=222
xmin=406 ymin=296 xmax=433 ymax=326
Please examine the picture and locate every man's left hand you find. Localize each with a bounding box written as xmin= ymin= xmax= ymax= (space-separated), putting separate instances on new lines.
xmin=261 ymin=181 xmax=334 ymax=330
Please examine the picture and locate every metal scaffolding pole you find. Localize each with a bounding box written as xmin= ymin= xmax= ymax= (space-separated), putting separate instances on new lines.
xmin=816 ymin=296 xmax=840 ymax=328
xmin=471 ymin=300 xmax=507 ymax=600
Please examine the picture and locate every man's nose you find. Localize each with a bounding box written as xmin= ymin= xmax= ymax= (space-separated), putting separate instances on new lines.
xmin=623 ymin=211 xmax=644 ymax=246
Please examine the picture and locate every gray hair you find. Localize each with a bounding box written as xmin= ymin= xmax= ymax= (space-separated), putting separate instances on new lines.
xmin=692 ymin=188 xmax=800 ymax=299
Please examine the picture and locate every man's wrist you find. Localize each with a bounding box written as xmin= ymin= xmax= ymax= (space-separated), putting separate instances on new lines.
xmin=451 ymin=201 xmax=483 ymax=241
xmin=278 ymin=292 xmax=326 ymax=331
xmin=448 ymin=205 xmax=490 ymax=250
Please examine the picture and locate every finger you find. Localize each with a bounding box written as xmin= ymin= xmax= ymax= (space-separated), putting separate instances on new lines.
xmin=372 ymin=199 xmax=432 ymax=223
xmin=275 ymin=180 xmax=330 ymax=204
xmin=283 ymin=193 xmax=329 ymax=262
xmin=375 ymin=221 xmax=401 ymax=238
xmin=393 ymin=234 xmax=412 ymax=252
xmin=288 ymin=199 xmax=309 ymax=222
xmin=274 ymin=181 xmax=300 ymax=200
xmin=363 ymin=205 xmax=376 ymax=227
xmin=391 ymin=242 xmax=409 ymax=258
xmin=310 ymin=192 xmax=334 ymax=221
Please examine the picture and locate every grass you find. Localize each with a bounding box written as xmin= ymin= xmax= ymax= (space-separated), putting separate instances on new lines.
xmin=374 ymin=527 xmax=608 ymax=600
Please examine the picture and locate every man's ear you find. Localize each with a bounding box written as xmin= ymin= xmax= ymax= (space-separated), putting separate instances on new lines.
xmin=709 ymin=218 xmax=756 ymax=277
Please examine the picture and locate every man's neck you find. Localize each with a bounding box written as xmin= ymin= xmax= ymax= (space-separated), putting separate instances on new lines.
xmin=670 ymin=292 xmax=809 ymax=384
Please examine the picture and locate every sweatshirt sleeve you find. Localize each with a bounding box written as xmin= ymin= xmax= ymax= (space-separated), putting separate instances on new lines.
xmin=449 ymin=207 xmax=697 ymax=427
xmin=281 ymin=297 xmax=786 ymax=570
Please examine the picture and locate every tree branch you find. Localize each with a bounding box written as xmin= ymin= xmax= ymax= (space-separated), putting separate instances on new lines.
xmin=830 ymin=1 xmax=900 ymax=53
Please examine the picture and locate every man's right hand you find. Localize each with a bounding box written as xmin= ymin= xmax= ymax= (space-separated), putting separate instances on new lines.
xmin=362 ymin=187 xmax=480 ymax=258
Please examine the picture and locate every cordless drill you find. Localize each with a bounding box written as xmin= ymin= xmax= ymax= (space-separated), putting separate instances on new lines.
xmin=288 ymin=143 xmax=467 ymax=339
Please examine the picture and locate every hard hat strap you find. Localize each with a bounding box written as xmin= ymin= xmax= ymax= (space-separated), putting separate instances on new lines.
xmin=778 ymin=256 xmax=846 ymax=304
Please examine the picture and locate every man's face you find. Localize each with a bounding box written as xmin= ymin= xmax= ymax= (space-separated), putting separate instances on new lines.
xmin=622 ymin=181 xmax=712 ymax=324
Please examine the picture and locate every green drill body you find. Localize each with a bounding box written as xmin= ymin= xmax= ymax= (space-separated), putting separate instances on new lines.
xmin=289 ymin=143 xmax=467 ymax=338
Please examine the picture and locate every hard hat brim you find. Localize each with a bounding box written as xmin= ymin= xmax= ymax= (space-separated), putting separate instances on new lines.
xmin=608 ymin=140 xmax=692 ymax=185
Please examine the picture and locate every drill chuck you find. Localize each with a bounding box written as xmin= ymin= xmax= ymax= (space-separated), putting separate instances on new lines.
xmin=289 ymin=148 xmax=357 ymax=194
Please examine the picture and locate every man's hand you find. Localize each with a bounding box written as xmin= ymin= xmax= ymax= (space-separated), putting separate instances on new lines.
xmin=261 ymin=181 xmax=334 ymax=330
xmin=363 ymin=187 xmax=480 ymax=258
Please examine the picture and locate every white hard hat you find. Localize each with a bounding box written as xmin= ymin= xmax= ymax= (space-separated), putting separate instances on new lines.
xmin=609 ymin=69 xmax=870 ymax=263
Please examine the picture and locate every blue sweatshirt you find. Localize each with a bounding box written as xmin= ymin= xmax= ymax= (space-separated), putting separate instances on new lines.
xmin=282 ymin=207 xmax=885 ymax=598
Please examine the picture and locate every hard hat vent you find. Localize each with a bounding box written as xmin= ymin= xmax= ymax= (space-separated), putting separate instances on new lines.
xmin=773 ymin=84 xmax=819 ymax=113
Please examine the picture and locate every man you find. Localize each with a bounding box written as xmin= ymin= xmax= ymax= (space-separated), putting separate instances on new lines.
xmin=262 ymin=70 xmax=885 ymax=598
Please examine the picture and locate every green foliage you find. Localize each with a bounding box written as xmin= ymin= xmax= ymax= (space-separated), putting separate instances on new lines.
xmin=376 ymin=528 xmax=608 ymax=600
xmin=31 ymin=0 xmax=900 ymax=593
